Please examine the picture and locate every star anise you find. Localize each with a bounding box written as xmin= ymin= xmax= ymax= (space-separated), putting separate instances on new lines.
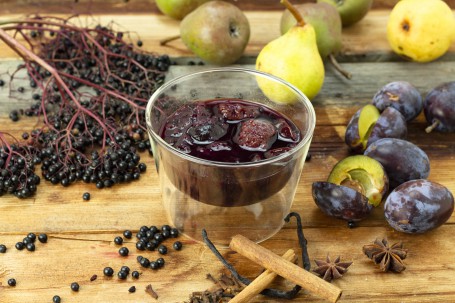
xmin=362 ymin=238 xmax=408 ymax=273
xmin=312 ymin=255 xmax=353 ymax=282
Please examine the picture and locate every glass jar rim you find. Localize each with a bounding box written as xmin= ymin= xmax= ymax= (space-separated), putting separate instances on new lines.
xmin=145 ymin=67 xmax=316 ymax=168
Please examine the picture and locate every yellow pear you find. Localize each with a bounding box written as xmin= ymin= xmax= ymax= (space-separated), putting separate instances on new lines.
xmin=256 ymin=0 xmax=324 ymax=103
xmin=387 ymin=0 xmax=455 ymax=63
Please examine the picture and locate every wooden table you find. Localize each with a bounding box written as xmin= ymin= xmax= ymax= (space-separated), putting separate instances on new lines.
xmin=1 ymin=1 xmax=455 ymax=302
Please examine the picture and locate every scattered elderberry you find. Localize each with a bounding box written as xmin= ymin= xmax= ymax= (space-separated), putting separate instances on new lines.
xmin=27 ymin=232 xmax=37 ymax=242
xmin=136 ymin=241 xmax=146 ymax=251
xmin=117 ymin=270 xmax=127 ymax=280
xmin=149 ymin=261 xmax=159 ymax=270
xmin=15 ymin=242 xmax=25 ymax=250
xmin=0 ymin=244 xmax=6 ymax=253
xmin=169 ymin=228 xmax=179 ymax=238
xmin=131 ymin=271 xmax=140 ymax=279
xmin=52 ymin=295 xmax=61 ymax=303
xmin=161 ymin=230 xmax=170 ymax=239
xmin=17 ymin=86 xmax=25 ymax=93
xmin=26 ymin=242 xmax=36 ymax=251
xmin=128 ymin=285 xmax=136 ymax=293
xmin=173 ymin=241 xmax=182 ymax=251
xmin=38 ymin=233 xmax=48 ymax=243
xmin=347 ymin=221 xmax=356 ymax=229
xmin=158 ymin=244 xmax=167 ymax=255
xmin=156 ymin=257 xmax=165 ymax=268
xmin=161 ymin=225 xmax=171 ymax=232
xmin=138 ymin=163 xmax=147 ymax=172
xmin=136 ymin=40 xmax=143 ymax=47
xmin=82 ymin=192 xmax=90 ymax=201
xmin=70 ymin=282 xmax=80 ymax=291
xmin=114 ymin=236 xmax=123 ymax=245
xmin=153 ymin=233 xmax=164 ymax=243
xmin=139 ymin=257 xmax=150 ymax=268
xmin=0 ymin=79 xmax=4 ymax=86
xmin=123 ymin=230 xmax=132 ymax=239
xmin=118 ymin=247 xmax=129 ymax=256
xmin=136 ymin=255 xmax=143 ymax=263
xmin=9 ymin=110 xmax=19 ymax=122
xmin=120 ymin=266 xmax=130 ymax=274
xmin=8 ymin=278 xmax=16 ymax=286
xmin=104 ymin=267 xmax=114 ymax=277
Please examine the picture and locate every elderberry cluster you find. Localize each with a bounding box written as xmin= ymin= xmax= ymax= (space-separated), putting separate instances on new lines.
xmin=0 ymin=145 xmax=40 ymax=198
xmin=2 ymin=16 xmax=173 ymax=198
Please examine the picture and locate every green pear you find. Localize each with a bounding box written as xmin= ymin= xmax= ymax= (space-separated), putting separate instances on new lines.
xmin=155 ymin=0 xmax=210 ymax=20
xmin=280 ymin=2 xmax=342 ymax=58
xmin=180 ymin=1 xmax=250 ymax=65
xmin=317 ymin=0 xmax=373 ymax=27
xmin=256 ymin=0 xmax=324 ymax=103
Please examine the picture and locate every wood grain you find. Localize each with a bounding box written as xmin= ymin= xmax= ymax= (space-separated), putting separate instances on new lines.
xmin=0 ymin=4 xmax=455 ymax=303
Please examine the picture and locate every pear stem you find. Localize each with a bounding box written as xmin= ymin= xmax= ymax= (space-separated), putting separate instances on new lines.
xmin=425 ymin=120 xmax=440 ymax=133
xmin=159 ymin=34 xmax=181 ymax=46
xmin=280 ymin=0 xmax=305 ymax=27
xmin=329 ymin=54 xmax=352 ymax=80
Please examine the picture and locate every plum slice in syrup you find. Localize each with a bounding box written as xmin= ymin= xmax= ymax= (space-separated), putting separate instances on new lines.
xmin=159 ymin=99 xmax=301 ymax=163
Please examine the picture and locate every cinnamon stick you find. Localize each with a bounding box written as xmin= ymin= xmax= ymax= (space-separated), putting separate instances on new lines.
xmin=229 ymin=234 xmax=342 ymax=303
xmin=230 ymin=249 xmax=296 ymax=303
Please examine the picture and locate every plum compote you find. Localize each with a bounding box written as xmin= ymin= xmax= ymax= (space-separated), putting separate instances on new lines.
xmin=159 ymin=99 xmax=301 ymax=163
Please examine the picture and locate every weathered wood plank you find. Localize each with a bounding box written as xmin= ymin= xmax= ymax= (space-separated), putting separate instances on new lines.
xmin=2 ymin=0 xmax=455 ymax=15
xmin=1 ymin=225 xmax=455 ymax=302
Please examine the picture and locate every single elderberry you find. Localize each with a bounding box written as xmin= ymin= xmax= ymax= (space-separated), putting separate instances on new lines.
xmin=136 ymin=241 xmax=145 ymax=251
xmin=123 ymin=230 xmax=132 ymax=239
xmin=38 ymin=233 xmax=48 ymax=243
xmin=169 ymin=228 xmax=179 ymax=238
xmin=139 ymin=257 xmax=150 ymax=268
xmin=114 ymin=236 xmax=123 ymax=245
xmin=118 ymin=247 xmax=129 ymax=256
xmin=156 ymin=257 xmax=165 ymax=268
xmin=15 ymin=242 xmax=25 ymax=250
xmin=131 ymin=271 xmax=140 ymax=279
xmin=117 ymin=270 xmax=127 ymax=280
xmin=27 ymin=232 xmax=37 ymax=242
xmin=8 ymin=278 xmax=16 ymax=286
xmin=0 ymin=244 xmax=6 ymax=253
xmin=82 ymin=192 xmax=90 ymax=201
xmin=173 ymin=241 xmax=182 ymax=251
xmin=128 ymin=285 xmax=136 ymax=293
xmin=103 ymin=267 xmax=114 ymax=277
xmin=158 ymin=244 xmax=167 ymax=255
xmin=120 ymin=266 xmax=130 ymax=274
xmin=70 ymin=282 xmax=79 ymax=291
xmin=52 ymin=295 xmax=61 ymax=303
xmin=26 ymin=242 xmax=35 ymax=251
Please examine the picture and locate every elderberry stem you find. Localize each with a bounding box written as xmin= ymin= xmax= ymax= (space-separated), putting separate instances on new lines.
xmin=0 ymin=27 xmax=116 ymax=145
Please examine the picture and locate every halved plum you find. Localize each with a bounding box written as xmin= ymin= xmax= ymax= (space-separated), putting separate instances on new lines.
xmin=345 ymin=105 xmax=407 ymax=153
xmin=327 ymin=155 xmax=389 ymax=207
xmin=312 ymin=182 xmax=374 ymax=222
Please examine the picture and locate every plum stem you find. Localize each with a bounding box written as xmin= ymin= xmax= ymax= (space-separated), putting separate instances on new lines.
xmin=281 ymin=0 xmax=305 ymax=27
xmin=160 ymin=34 xmax=181 ymax=46
xmin=329 ymin=54 xmax=352 ymax=80
xmin=425 ymin=120 xmax=440 ymax=133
